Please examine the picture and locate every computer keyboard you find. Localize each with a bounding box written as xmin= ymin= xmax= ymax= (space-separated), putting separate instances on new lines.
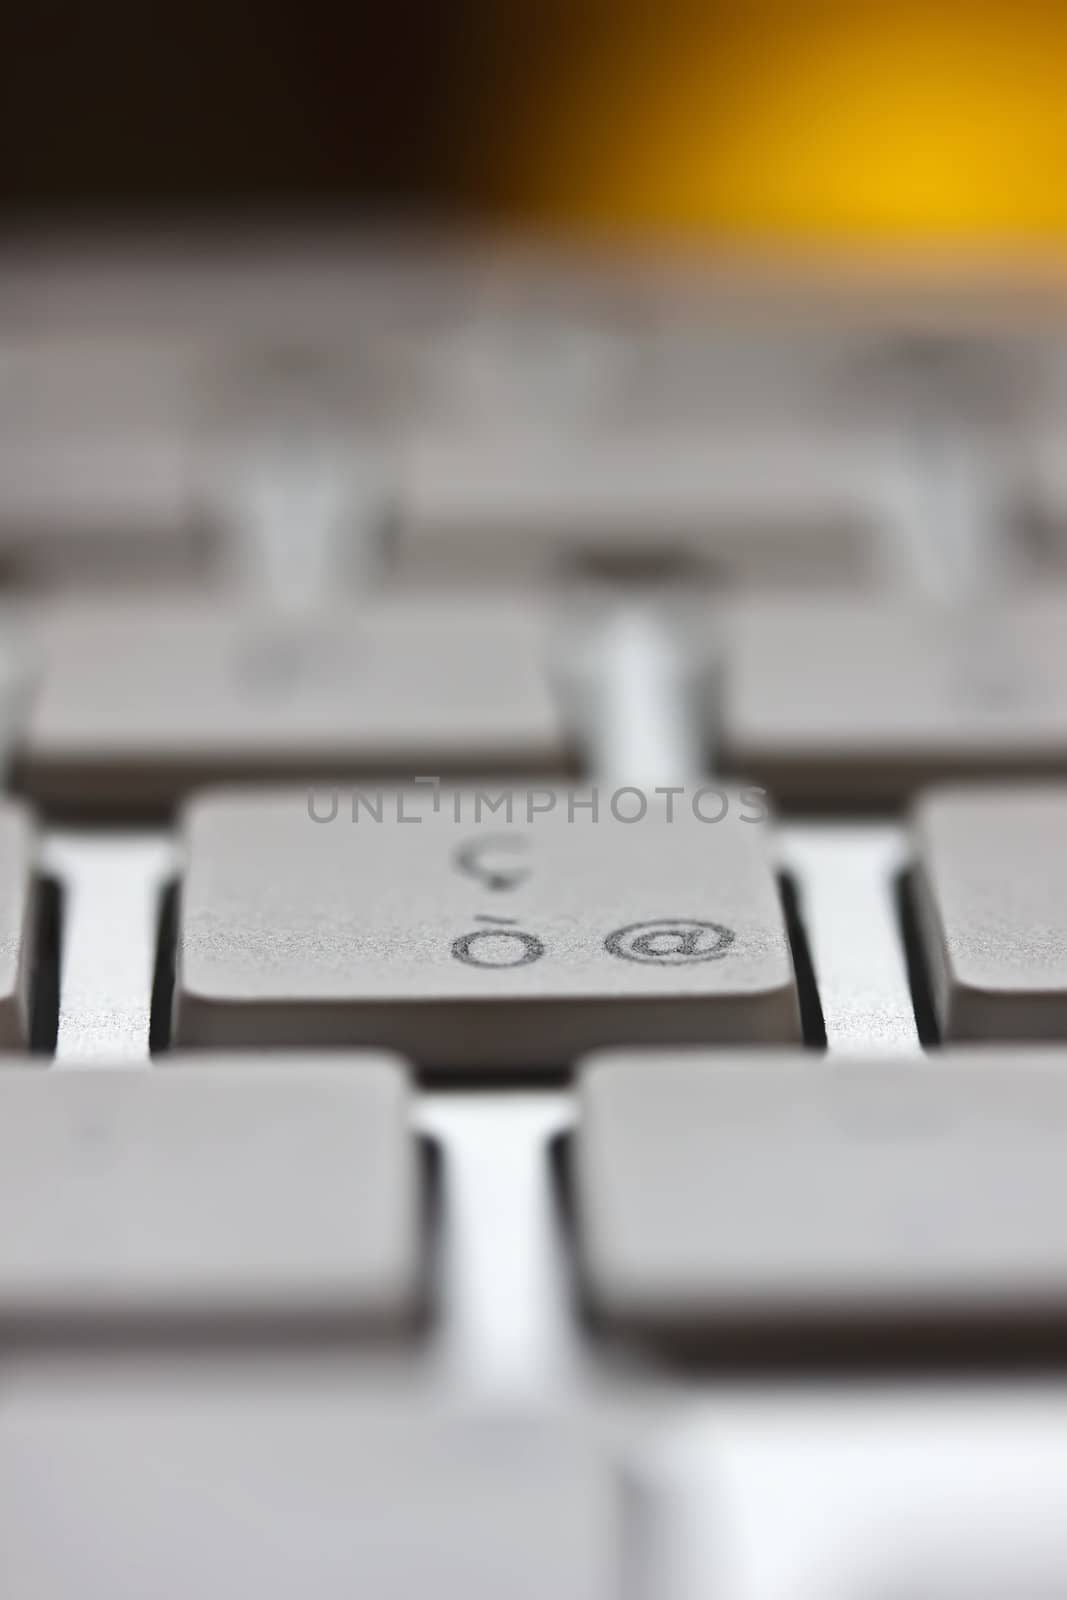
xmin=2 ymin=237 xmax=1067 ymax=1597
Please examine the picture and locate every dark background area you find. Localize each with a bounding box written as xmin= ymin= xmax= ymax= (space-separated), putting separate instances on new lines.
xmin=8 ymin=6 xmax=1060 ymax=243
xmin=1 ymin=5 xmax=529 ymax=218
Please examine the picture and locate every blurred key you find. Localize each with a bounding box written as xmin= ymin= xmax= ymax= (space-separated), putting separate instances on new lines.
xmin=17 ymin=598 xmax=569 ymax=815
xmin=851 ymin=1554 xmax=1067 ymax=1600
xmin=0 ymin=334 xmax=219 ymax=591
xmin=391 ymin=431 xmax=888 ymax=589
xmin=721 ymin=596 xmax=1067 ymax=806
xmin=0 ymin=1058 xmax=421 ymax=1329
xmin=0 ymin=431 xmax=208 ymax=590
xmin=0 ymin=801 xmax=36 ymax=1049
xmin=0 ymin=1403 xmax=625 ymax=1600
xmin=576 ymin=1050 xmax=1067 ymax=1348
xmin=172 ymin=786 xmax=800 ymax=1067
xmin=912 ymin=785 xmax=1067 ymax=1041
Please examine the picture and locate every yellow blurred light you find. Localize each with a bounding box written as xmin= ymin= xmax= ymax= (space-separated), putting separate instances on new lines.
xmin=479 ymin=2 xmax=1067 ymax=241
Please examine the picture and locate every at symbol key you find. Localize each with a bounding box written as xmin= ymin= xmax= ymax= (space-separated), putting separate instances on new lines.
xmin=172 ymin=787 xmax=801 ymax=1072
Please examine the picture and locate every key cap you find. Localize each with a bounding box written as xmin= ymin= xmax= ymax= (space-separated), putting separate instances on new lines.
xmin=0 ymin=801 xmax=36 ymax=1049
xmin=391 ymin=431 xmax=886 ymax=588
xmin=172 ymin=786 xmax=800 ymax=1067
xmin=911 ymin=785 xmax=1067 ymax=1040
xmin=0 ymin=433 xmax=209 ymax=590
xmin=0 ymin=1402 xmax=625 ymax=1600
xmin=17 ymin=597 xmax=569 ymax=814
xmin=721 ymin=595 xmax=1067 ymax=805
xmin=0 ymin=335 xmax=221 ymax=592
xmin=575 ymin=1049 xmax=1067 ymax=1347
xmin=0 ymin=1058 xmax=421 ymax=1329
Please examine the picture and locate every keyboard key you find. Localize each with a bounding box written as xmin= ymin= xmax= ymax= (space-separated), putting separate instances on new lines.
xmin=0 ymin=338 xmax=211 ymax=591
xmin=0 ymin=1058 xmax=421 ymax=1329
xmin=576 ymin=1049 xmax=1067 ymax=1347
xmin=0 ymin=801 xmax=36 ymax=1049
xmin=0 ymin=435 xmax=209 ymax=592
xmin=0 ymin=1404 xmax=625 ymax=1600
xmin=391 ymin=432 xmax=887 ymax=588
xmin=17 ymin=598 xmax=569 ymax=814
xmin=172 ymin=786 xmax=800 ymax=1067
xmin=912 ymin=785 xmax=1067 ymax=1040
xmin=721 ymin=596 xmax=1067 ymax=805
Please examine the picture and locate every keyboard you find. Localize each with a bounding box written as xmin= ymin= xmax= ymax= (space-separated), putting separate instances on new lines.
xmin=4 ymin=236 xmax=1067 ymax=1598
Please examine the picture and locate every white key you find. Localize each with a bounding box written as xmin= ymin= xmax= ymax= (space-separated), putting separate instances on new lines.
xmin=576 ymin=1049 xmax=1067 ymax=1346
xmin=0 ymin=432 xmax=207 ymax=588
xmin=0 ymin=1399 xmax=625 ymax=1600
xmin=0 ymin=1058 xmax=421 ymax=1328
xmin=391 ymin=431 xmax=887 ymax=588
xmin=17 ymin=597 xmax=569 ymax=814
xmin=912 ymin=785 xmax=1067 ymax=1040
xmin=172 ymin=786 xmax=800 ymax=1068
xmin=0 ymin=337 xmax=206 ymax=588
xmin=721 ymin=595 xmax=1067 ymax=805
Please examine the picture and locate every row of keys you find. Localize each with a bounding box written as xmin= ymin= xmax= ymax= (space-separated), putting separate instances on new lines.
xmin=5 ymin=1049 xmax=1067 ymax=1353
xmin=392 ymin=430 xmax=892 ymax=588
xmin=2 ymin=449 xmax=1064 ymax=597
xmin=2 ymin=340 xmax=1066 ymax=589
xmin=0 ymin=428 xmax=859 ymax=583
xmin=3 ymin=595 xmax=1067 ymax=814
xmin=3 ymin=427 xmax=891 ymax=592
xmin=4 ymin=785 xmax=1067 ymax=1058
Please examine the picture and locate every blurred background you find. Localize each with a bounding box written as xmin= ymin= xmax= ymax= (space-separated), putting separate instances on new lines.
xmin=6 ymin=0 xmax=1067 ymax=245
xmin=5 ymin=1 xmax=1067 ymax=609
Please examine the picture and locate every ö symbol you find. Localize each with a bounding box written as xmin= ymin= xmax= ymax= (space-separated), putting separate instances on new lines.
xmin=605 ymin=919 xmax=735 ymax=966
xmin=452 ymin=916 xmax=545 ymax=969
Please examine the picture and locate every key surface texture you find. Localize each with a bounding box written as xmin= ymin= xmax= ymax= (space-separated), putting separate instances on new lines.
xmin=912 ymin=785 xmax=1067 ymax=1040
xmin=576 ymin=1049 xmax=1067 ymax=1345
xmin=0 ymin=1057 xmax=420 ymax=1328
xmin=173 ymin=786 xmax=800 ymax=1066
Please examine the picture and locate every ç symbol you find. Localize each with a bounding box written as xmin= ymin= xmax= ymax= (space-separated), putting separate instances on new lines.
xmin=453 ymin=836 xmax=529 ymax=893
